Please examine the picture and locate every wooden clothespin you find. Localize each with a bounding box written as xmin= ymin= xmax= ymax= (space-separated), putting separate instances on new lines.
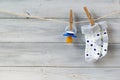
xmin=84 ymin=6 xmax=95 ymax=26
xmin=66 ymin=9 xmax=73 ymax=43
xmin=70 ymin=9 xmax=73 ymax=31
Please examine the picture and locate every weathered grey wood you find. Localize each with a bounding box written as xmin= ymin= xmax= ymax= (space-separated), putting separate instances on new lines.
xmin=0 ymin=67 xmax=119 ymax=80
xmin=115 ymin=0 xmax=120 ymax=5
xmin=0 ymin=19 xmax=119 ymax=43
xmin=0 ymin=43 xmax=119 ymax=67
xmin=0 ymin=0 xmax=119 ymax=19
xmin=0 ymin=0 xmax=119 ymax=80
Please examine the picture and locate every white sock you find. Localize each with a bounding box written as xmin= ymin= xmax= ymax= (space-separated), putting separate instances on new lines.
xmin=81 ymin=21 xmax=108 ymax=62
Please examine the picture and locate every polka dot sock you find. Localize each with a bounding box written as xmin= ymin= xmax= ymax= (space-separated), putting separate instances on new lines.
xmin=98 ymin=21 xmax=108 ymax=58
xmin=81 ymin=21 xmax=108 ymax=62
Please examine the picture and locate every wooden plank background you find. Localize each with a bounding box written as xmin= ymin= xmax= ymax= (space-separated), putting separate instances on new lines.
xmin=0 ymin=0 xmax=120 ymax=80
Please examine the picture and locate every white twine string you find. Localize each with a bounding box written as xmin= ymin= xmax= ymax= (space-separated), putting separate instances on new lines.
xmin=0 ymin=9 xmax=120 ymax=24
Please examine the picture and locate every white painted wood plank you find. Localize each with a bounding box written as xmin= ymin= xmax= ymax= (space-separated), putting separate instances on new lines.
xmin=114 ymin=0 xmax=120 ymax=5
xmin=0 ymin=19 xmax=119 ymax=43
xmin=0 ymin=1 xmax=119 ymax=80
xmin=0 ymin=43 xmax=119 ymax=67
xmin=0 ymin=0 xmax=119 ymax=18
xmin=0 ymin=67 xmax=119 ymax=80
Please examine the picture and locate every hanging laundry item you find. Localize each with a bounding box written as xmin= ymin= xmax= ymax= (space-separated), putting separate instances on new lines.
xmin=81 ymin=21 xmax=108 ymax=62
xmin=63 ymin=9 xmax=77 ymax=43
xmin=82 ymin=6 xmax=109 ymax=62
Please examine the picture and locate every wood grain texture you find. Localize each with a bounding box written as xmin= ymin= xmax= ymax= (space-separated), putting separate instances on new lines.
xmin=0 ymin=67 xmax=119 ymax=80
xmin=0 ymin=0 xmax=119 ymax=19
xmin=0 ymin=43 xmax=119 ymax=67
xmin=0 ymin=0 xmax=119 ymax=80
xmin=0 ymin=19 xmax=119 ymax=43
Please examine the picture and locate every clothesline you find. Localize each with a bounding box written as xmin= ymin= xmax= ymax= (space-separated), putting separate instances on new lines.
xmin=0 ymin=9 xmax=120 ymax=24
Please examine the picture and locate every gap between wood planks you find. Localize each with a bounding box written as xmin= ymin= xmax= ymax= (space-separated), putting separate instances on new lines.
xmin=0 ymin=66 xmax=119 ymax=68
xmin=0 ymin=42 xmax=119 ymax=45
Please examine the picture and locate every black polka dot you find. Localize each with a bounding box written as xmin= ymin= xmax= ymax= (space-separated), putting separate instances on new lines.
xmin=104 ymin=32 xmax=107 ymax=34
xmin=101 ymin=45 xmax=103 ymax=47
xmin=94 ymin=49 xmax=96 ymax=51
xmin=87 ymin=40 xmax=89 ymax=43
xmin=86 ymin=54 xmax=89 ymax=56
xmin=104 ymin=49 xmax=107 ymax=51
xmin=97 ymin=34 xmax=100 ymax=36
xmin=97 ymin=53 xmax=100 ymax=55
xmin=90 ymin=44 xmax=93 ymax=46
